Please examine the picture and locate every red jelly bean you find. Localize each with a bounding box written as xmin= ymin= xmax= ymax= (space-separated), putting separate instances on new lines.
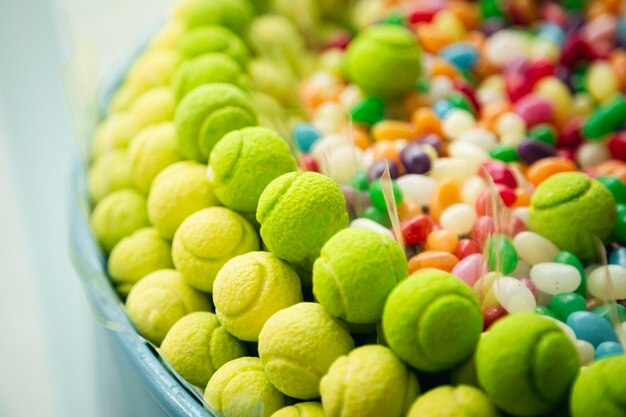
xmin=401 ymin=214 xmax=434 ymax=245
xmin=561 ymin=32 xmax=595 ymax=67
xmin=481 ymin=160 xmax=517 ymax=189
xmin=608 ymin=132 xmax=626 ymax=162
xmin=483 ymin=305 xmax=508 ymax=330
xmin=527 ymin=61 xmax=556 ymax=85
xmin=506 ymin=73 xmax=533 ymax=102
xmin=556 ymin=148 xmax=575 ymax=161
xmin=298 ymin=154 xmax=319 ymax=172
xmin=558 ymin=119 xmax=584 ymax=150
xmin=453 ymin=79 xmax=481 ymax=114
xmin=455 ymin=239 xmax=481 ymax=259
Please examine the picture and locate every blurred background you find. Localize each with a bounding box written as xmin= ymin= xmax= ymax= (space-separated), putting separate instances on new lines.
xmin=0 ymin=0 xmax=169 ymax=415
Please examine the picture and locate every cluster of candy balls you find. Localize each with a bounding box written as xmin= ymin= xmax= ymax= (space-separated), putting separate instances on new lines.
xmin=87 ymin=0 xmax=626 ymax=416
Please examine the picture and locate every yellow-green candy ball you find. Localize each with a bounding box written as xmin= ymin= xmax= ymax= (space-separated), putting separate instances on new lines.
xmin=172 ymin=207 xmax=260 ymax=292
xmin=128 ymin=122 xmax=181 ymax=193
xmin=271 ymin=403 xmax=324 ymax=417
xmin=147 ymin=161 xmax=219 ymax=240
xmin=149 ymin=21 xmax=186 ymax=51
xmin=90 ymin=189 xmax=150 ymax=253
xmin=213 ymin=251 xmax=302 ymax=342
xmin=208 ymin=127 xmax=297 ymax=213
xmin=175 ymin=0 xmax=254 ymax=34
xmin=248 ymin=58 xmax=300 ymax=108
xmin=87 ymin=149 xmax=133 ymax=204
xmin=91 ymin=113 xmax=138 ymax=159
xmin=160 ymin=311 xmax=246 ymax=388
xmin=205 ymin=357 xmax=286 ymax=417
xmin=320 ymin=345 xmax=420 ymax=417
xmin=571 ymin=355 xmax=626 ymax=417
xmin=129 ymin=87 xmax=176 ymax=132
xmin=258 ymin=302 xmax=354 ymax=399
xmin=125 ymin=269 xmax=211 ymax=345
xmin=107 ymin=228 xmax=173 ymax=295
xmin=407 ymin=385 xmax=500 ymax=417
xmin=177 ymin=25 xmax=250 ymax=66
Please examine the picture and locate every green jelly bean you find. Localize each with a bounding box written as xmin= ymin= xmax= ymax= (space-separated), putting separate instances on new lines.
xmin=597 ymin=176 xmax=626 ymax=205
xmin=350 ymin=97 xmax=385 ymax=125
xmin=583 ymin=94 xmax=626 ymax=139
xmin=563 ymin=0 xmax=584 ymax=10
xmin=536 ymin=306 xmax=560 ymax=320
xmin=416 ymin=78 xmax=430 ymax=93
xmin=547 ymin=293 xmax=587 ymax=322
xmin=363 ymin=206 xmax=391 ymax=228
xmin=489 ymin=145 xmax=519 ymax=162
xmin=351 ymin=170 xmax=369 ymax=191
xmin=447 ymin=93 xmax=475 ymax=115
xmin=554 ymin=251 xmax=586 ymax=297
xmin=383 ymin=12 xmax=405 ymax=26
xmin=612 ymin=204 xmax=626 ymax=244
xmin=486 ymin=235 xmax=518 ymax=274
xmin=528 ymin=124 xmax=557 ymax=146
xmin=592 ymin=304 xmax=626 ymax=323
xmin=368 ymin=179 xmax=403 ymax=212
xmin=481 ymin=0 xmax=505 ymax=19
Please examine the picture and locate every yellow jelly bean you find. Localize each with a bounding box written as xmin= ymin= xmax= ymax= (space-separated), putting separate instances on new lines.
xmin=571 ymin=93 xmax=595 ymax=119
xmin=534 ymin=77 xmax=572 ymax=122
xmin=530 ymin=38 xmax=561 ymax=63
xmin=433 ymin=10 xmax=466 ymax=41
xmin=586 ymin=61 xmax=620 ymax=104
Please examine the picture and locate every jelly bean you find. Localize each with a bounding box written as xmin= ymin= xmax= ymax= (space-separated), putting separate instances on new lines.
xmin=592 ymin=304 xmax=626 ymax=324
xmin=298 ymin=153 xmax=320 ymax=172
xmin=397 ymin=199 xmax=423 ymax=221
xmin=350 ymin=217 xmax=394 ymax=238
xmin=587 ymin=265 xmax=626 ymax=299
xmin=495 ymin=112 xmax=527 ymax=146
xmin=513 ymin=231 xmax=560 ymax=265
xmin=530 ymin=262 xmax=582 ymax=295
xmin=595 ymin=341 xmax=625 ymax=360
xmin=534 ymin=76 xmax=573 ymax=121
xmin=567 ymin=311 xmax=619 ymax=348
xmin=367 ymin=159 xmax=399 ymax=182
xmin=576 ymin=141 xmax=611 ymax=169
xmin=363 ymin=206 xmax=391 ymax=228
xmin=433 ymin=99 xmax=454 ymax=118
xmin=575 ymin=339 xmax=596 ymax=366
xmin=433 ymin=10 xmax=467 ymax=41
xmin=429 ymin=178 xmax=462 ymax=222
xmin=350 ymin=171 xmax=369 ymax=191
xmin=557 ymin=119 xmax=583 ymax=150
xmin=293 ymin=123 xmax=322 ymax=153
xmin=447 ymin=93 xmax=476 ymax=115
xmin=453 ymin=79 xmax=481 ymax=113
xmin=454 ymin=239 xmax=481 ymax=259
xmin=486 ymin=235 xmax=518 ymax=274
xmin=408 ymin=251 xmax=459 ymax=273
xmin=585 ymin=61 xmax=620 ymax=103
xmin=538 ymin=22 xmax=566 ymax=45
xmin=528 ymin=124 xmax=557 ymax=146
xmin=428 ymin=75 xmax=455 ymax=103
xmin=430 ymin=158 xmax=474 ymax=183
xmin=440 ymin=42 xmax=479 ymax=70
xmin=548 ymin=292 xmax=587 ymax=321
xmin=321 ymin=145 xmax=364 ymax=183
xmin=368 ymin=179 xmax=403 ymax=212
xmin=448 ymin=142 xmax=489 ymax=171
xmin=583 ymin=94 xmax=626 ymax=139
xmin=609 ymin=247 xmax=626 ymax=267
xmin=493 ymin=276 xmax=537 ymax=314
xmin=525 ymin=157 xmax=577 ymax=186
xmin=481 ymin=160 xmax=517 ymax=188
xmin=417 ymin=134 xmax=444 ymax=156
xmin=396 ymin=174 xmax=436 ymax=207
xmin=400 ymin=143 xmax=431 ymax=174
xmin=458 ymin=128 xmax=497 ymax=150
xmin=350 ymin=97 xmax=384 ymax=125
xmin=426 ymin=229 xmax=459 ymax=253
xmin=372 ymin=121 xmax=418 ymax=142
xmin=554 ymin=251 xmax=586 ymax=296
xmin=372 ymin=140 xmax=401 ymax=164
xmin=536 ymin=306 xmax=561 ymax=320
xmin=484 ymin=30 xmax=530 ymax=67
xmin=401 ymin=214 xmax=434 ymax=245
xmin=472 ymin=215 xmax=496 ymax=247
xmin=440 ymin=203 xmax=478 ymax=237
xmin=442 ymin=109 xmax=476 ymax=141
xmin=517 ymin=139 xmax=557 ymax=165
xmin=514 ymin=94 xmax=554 ymax=127
xmin=341 ymin=184 xmax=371 ymax=216
xmin=607 ymin=132 xmax=626 ymax=161
xmin=614 ymin=205 xmax=626 ymax=243
xmin=512 ymin=188 xmax=531 ymax=208
xmin=597 ymin=176 xmax=626 ymax=204
xmin=488 ymin=144 xmax=519 ymax=162
xmin=461 ymin=176 xmax=487 ymax=206
xmin=412 ymin=108 xmax=443 ymax=137
xmin=483 ymin=305 xmax=508 ymax=330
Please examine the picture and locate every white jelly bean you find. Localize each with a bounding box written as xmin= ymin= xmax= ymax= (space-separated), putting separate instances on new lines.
xmin=575 ymin=339 xmax=595 ymax=366
xmin=322 ymin=145 xmax=363 ymax=184
xmin=511 ymin=258 xmax=531 ymax=279
xmin=546 ymin=317 xmax=578 ymax=344
xmin=430 ymin=158 xmax=473 ymax=183
xmin=511 ymin=207 xmax=529 ymax=225
xmin=484 ymin=30 xmax=530 ymax=67
xmin=350 ymin=218 xmax=394 ymax=238
xmin=530 ymin=262 xmax=582 ymax=295
xmin=493 ymin=276 xmax=537 ymax=314
xmin=458 ymin=128 xmax=497 ymax=150
xmin=429 ymin=75 xmax=454 ymax=102
xmin=461 ymin=176 xmax=487 ymax=206
xmin=440 ymin=203 xmax=477 ymax=236
xmin=587 ymin=265 xmax=626 ymax=299
xmin=513 ymin=231 xmax=560 ymax=265
xmin=576 ymin=141 xmax=611 ymax=169
xmin=396 ymin=174 xmax=436 ymax=207
xmin=442 ymin=109 xmax=476 ymax=141
xmin=448 ymin=142 xmax=489 ymax=172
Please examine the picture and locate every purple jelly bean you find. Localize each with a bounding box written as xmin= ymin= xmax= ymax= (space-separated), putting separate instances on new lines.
xmin=341 ymin=184 xmax=371 ymax=215
xmin=417 ymin=134 xmax=443 ymax=156
xmin=400 ymin=143 xmax=431 ymax=174
xmin=368 ymin=159 xmax=399 ymax=182
xmin=517 ymin=139 xmax=557 ymax=165
xmin=481 ymin=18 xmax=506 ymax=36
xmin=514 ymin=94 xmax=554 ymax=127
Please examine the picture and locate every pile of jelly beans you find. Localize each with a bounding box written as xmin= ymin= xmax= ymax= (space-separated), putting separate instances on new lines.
xmin=292 ymin=0 xmax=626 ymax=363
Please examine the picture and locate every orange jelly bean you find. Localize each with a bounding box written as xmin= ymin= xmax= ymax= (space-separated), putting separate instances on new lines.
xmin=426 ymin=229 xmax=459 ymax=253
xmin=350 ymin=125 xmax=371 ymax=150
xmin=398 ymin=199 xmax=423 ymax=221
xmin=449 ymin=1 xmax=479 ymax=30
xmin=372 ymin=120 xmax=418 ymax=141
xmin=416 ymin=24 xmax=454 ymax=53
xmin=429 ymin=178 xmax=462 ymax=222
xmin=512 ymin=188 xmax=532 ymax=208
xmin=525 ymin=157 xmax=577 ymax=186
xmin=610 ymin=51 xmax=626 ymax=88
xmin=408 ymin=251 xmax=460 ymax=273
xmin=372 ymin=140 xmax=401 ymax=164
xmin=431 ymin=59 xmax=461 ymax=79
xmin=412 ymin=108 xmax=443 ymax=136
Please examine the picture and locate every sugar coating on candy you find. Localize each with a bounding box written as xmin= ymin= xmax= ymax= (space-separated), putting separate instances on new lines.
xmin=90 ymin=189 xmax=150 ymax=253
xmin=129 ymin=87 xmax=176 ymax=132
xmin=88 ymin=150 xmax=133 ymax=203
xmin=382 ymin=269 xmax=483 ymax=372
xmin=258 ymin=302 xmax=354 ymax=399
xmin=270 ymin=402 xmax=324 ymax=417
xmin=213 ymin=251 xmax=302 ymax=341
xmin=147 ymin=161 xmax=219 ymax=240
xmin=160 ymin=312 xmax=246 ymax=388
xmin=476 ymin=313 xmax=580 ymax=416
xmin=208 ymin=127 xmax=297 ymax=213
xmin=173 ymin=207 xmax=260 ymax=292
xmin=320 ymin=345 xmax=420 ymax=417
xmin=177 ymin=25 xmax=251 ymax=66
xmin=128 ymin=123 xmax=181 ymax=193
xmin=107 ymin=228 xmax=173 ymax=295
xmin=248 ymin=58 xmax=300 ymax=107
xmin=125 ymin=269 xmax=211 ymax=345
xmin=571 ymin=355 xmax=626 ymax=417
xmin=205 ymin=357 xmax=286 ymax=417
xmin=257 ymin=172 xmax=349 ymax=268
xmin=312 ymin=228 xmax=407 ymax=324
xmin=346 ymin=25 xmax=422 ymax=98
xmin=91 ymin=113 xmax=139 ymax=159
xmin=175 ymin=83 xmax=257 ymax=161
xmin=406 ymin=385 xmax=499 ymax=417
xmin=528 ymin=172 xmax=617 ymax=260
xmin=174 ymin=0 xmax=254 ymax=34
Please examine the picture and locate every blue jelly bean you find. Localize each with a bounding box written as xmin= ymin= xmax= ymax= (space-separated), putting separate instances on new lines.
xmin=567 ymin=311 xmax=619 ymax=348
xmin=433 ymin=100 xmax=454 ymax=118
xmin=595 ymin=341 xmax=625 ymax=361
xmin=537 ymin=23 xmax=565 ymax=45
xmin=609 ymin=247 xmax=626 ymax=268
xmin=439 ymin=43 xmax=479 ymax=71
xmin=618 ymin=18 xmax=626 ymax=44
xmin=293 ymin=123 xmax=321 ymax=152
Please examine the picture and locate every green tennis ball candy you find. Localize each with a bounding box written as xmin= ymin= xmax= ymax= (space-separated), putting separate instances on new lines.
xmin=88 ymin=150 xmax=133 ymax=204
xmin=382 ymin=269 xmax=483 ymax=372
xmin=208 ymin=127 xmax=297 ymax=213
xmin=173 ymin=207 xmax=260 ymax=292
xmin=258 ymin=302 xmax=354 ymax=399
xmin=90 ymin=189 xmax=150 ymax=253
xmin=476 ymin=313 xmax=580 ymax=416
xmin=528 ymin=172 xmax=617 ymax=260
xmin=205 ymin=357 xmax=286 ymax=417
xmin=108 ymin=228 xmax=174 ymax=295
xmin=177 ymin=25 xmax=250 ymax=66
xmin=175 ymin=0 xmax=254 ymax=34
xmin=213 ymin=251 xmax=302 ymax=341
xmin=128 ymin=122 xmax=181 ymax=193
xmin=147 ymin=161 xmax=219 ymax=240
xmin=129 ymin=87 xmax=176 ymax=133
xmin=248 ymin=58 xmax=301 ymax=107
xmin=91 ymin=113 xmax=139 ymax=159
xmin=407 ymin=385 xmax=500 ymax=417
xmin=257 ymin=172 xmax=349 ymax=268
xmin=160 ymin=311 xmax=246 ymax=388
xmin=320 ymin=345 xmax=420 ymax=417
xmin=172 ymin=53 xmax=246 ymax=102
xmin=346 ymin=25 xmax=422 ymax=98
xmin=148 ymin=21 xmax=186 ymax=51
xmin=175 ymin=83 xmax=257 ymax=161
xmin=571 ymin=355 xmax=626 ymax=417
xmin=125 ymin=269 xmax=211 ymax=345
xmin=313 ymin=228 xmax=407 ymax=324
xmin=271 ymin=402 xmax=324 ymax=417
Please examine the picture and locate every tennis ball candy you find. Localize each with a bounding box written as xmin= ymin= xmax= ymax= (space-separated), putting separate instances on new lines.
xmin=149 ymin=20 xmax=186 ymax=51
xmin=320 ymin=345 xmax=420 ymax=417
xmin=90 ymin=189 xmax=150 ymax=253
xmin=248 ymin=58 xmax=300 ymax=107
xmin=258 ymin=302 xmax=354 ymax=399
xmin=476 ymin=313 xmax=580 ymax=416
xmin=571 ymin=355 xmax=626 ymax=417
xmin=108 ymin=228 xmax=174 ymax=296
xmin=257 ymin=172 xmax=349 ymax=268
xmin=91 ymin=113 xmax=138 ymax=159
xmin=177 ymin=25 xmax=250 ymax=66
xmin=213 ymin=251 xmax=302 ymax=341
xmin=129 ymin=87 xmax=176 ymax=132
xmin=174 ymin=0 xmax=254 ymax=34
xmin=147 ymin=161 xmax=219 ymax=240
xmin=528 ymin=172 xmax=617 ymax=260
xmin=160 ymin=311 xmax=246 ymax=388
xmin=407 ymin=385 xmax=500 ymax=417
xmin=172 ymin=207 xmax=260 ymax=292
xmin=87 ymin=150 xmax=133 ymax=203
xmin=346 ymin=25 xmax=422 ymax=98
xmin=175 ymin=83 xmax=257 ymax=161
xmin=125 ymin=269 xmax=211 ymax=345
xmin=313 ymin=228 xmax=407 ymax=324
xmin=128 ymin=123 xmax=181 ymax=193
xmin=382 ymin=269 xmax=483 ymax=372
xmin=205 ymin=357 xmax=286 ymax=417
xmin=271 ymin=403 xmax=324 ymax=417
xmin=208 ymin=127 xmax=297 ymax=213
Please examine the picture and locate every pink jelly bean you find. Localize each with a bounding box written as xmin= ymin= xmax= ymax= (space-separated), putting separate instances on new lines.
xmin=473 ymin=215 xmax=496 ymax=246
xmin=556 ymin=148 xmax=576 ymax=161
xmin=451 ymin=253 xmax=485 ymax=287
xmin=527 ymin=61 xmax=556 ymax=85
xmin=521 ymin=278 xmax=539 ymax=301
xmin=455 ymin=238 xmax=481 ymax=259
xmin=541 ymin=3 xmax=567 ymax=26
xmin=476 ymin=185 xmax=516 ymax=215
xmin=506 ymin=73 xmax=533 ymax=102
xmin=608 ymin=132 xmax=626 ymax=162
xmin=481 ymin=160 xmax=517 ymax=189
xmin=506 ymin=215 xmax=527 ymax=236
xmin=515 ymin=94 xmax=554 ymax=127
